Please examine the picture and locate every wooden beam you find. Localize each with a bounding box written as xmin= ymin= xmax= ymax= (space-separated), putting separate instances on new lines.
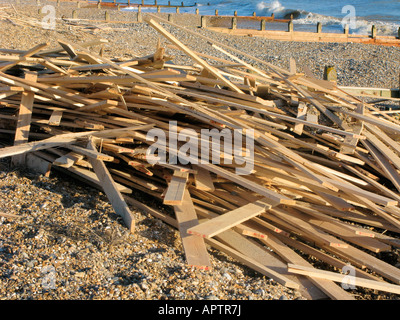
xmin=187 ymin=197 xmax=277 ymax=238
xmin=87 ymin=137 xmax=135 ymax=233
xmin=260 ymin=234 xmax=354 ymax=300
xmin=173 ymin=189 xmax=212 ymax=269
xmin=145 ymin=18 xmax=244 ymax=94
xmin=163 ymin=171 xmax=189 ymax=205
xmin=11 ymin=72 xmax=37 ymax=166
xmin=287 ymin=263 xmax=400 ymax=295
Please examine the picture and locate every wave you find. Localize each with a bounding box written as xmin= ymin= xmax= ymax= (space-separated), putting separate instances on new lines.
xmin=256 ymin=0 xmax=308 ymax=19
xmin=256 ymin=0 xmax=399 ymax=35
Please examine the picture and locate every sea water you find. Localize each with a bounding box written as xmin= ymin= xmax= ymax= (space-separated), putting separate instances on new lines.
xmin=119 ymin=0 xmax=400 ymax=35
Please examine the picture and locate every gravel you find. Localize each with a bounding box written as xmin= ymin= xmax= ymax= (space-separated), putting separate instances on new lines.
xmin=0 ymin=0 xmax=400 ymax=301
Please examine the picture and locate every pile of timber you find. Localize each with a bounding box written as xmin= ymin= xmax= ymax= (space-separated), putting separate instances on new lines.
xmin=2 ymin=15 xmax=400 ymax=300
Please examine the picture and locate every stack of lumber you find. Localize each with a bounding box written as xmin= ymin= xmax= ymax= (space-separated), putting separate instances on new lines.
xmin=2 ymin=15 xmax=400 ymax=300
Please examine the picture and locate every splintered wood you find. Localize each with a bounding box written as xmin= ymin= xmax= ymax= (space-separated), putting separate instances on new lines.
xmin=2 ymin=14 xmax=400 ymax=300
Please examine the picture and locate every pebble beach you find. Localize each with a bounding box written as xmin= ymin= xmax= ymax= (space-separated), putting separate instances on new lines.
xmin=1 ymin=0 xmax=400 ymax=302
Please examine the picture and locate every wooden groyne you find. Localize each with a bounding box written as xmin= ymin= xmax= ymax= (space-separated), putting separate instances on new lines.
xmin=204 ymin=18 xmax=400 ymax=48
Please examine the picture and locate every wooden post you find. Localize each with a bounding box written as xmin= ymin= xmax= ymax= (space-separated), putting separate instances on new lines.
xmin=141 ymin=0 xmax=144 ymax=5
xmin=252 ymin=12 xmax=256 ymax=17
xmin=344 ymin=24 xmax=349 ymax=35
xmin=155 ymin=0 xmax=157 ymax=5
xmin=77 ymin=1 xmax=81 ymax=8
xmin=168 ymin=13 xmax=173 ymax=22
xmin=324 ymin=65 xmax=337 ymax=83
xmin=138 ymin=5 xmax=142 ymax=13
xmin=128 ymin=0 xmax=130 ymax=6
xmin=176 ymin=7 xmax=180 ymax=13
xmin=195 ymin=8 xmax=199 ymax=15
xmin=260 ymin=19 xmax=266 ymax=31
xmin=12 ymin=72 xmax=37 ymax=167
xmin=234 ymin=10 xmax=237 ymax=17
xmin=168 ymin=1 xmax=171 ymax=5
xmin=288 ymin=20 xmax=293 ymax=32
xmin=231 ymin=17 xmax=237 ymax=30
xmin=397 ymin=27 xmax=400 ymax=39
xmin=181 ymin=1 xmax=184 ymax=6
xmin=72 ymin=10 xmax=78 ymax=19
xmin=117 ymin=4 xmax=121 ymax=10
xmin=105 ymin=10 xmax=110 ymax=21
xmin=271 ymin=13 xmax=274 ymax=20
xmin=317 ymin=22 xmax=322 ymax=33
xmin=57 ymin=0 xmax=60 ymax=6
xmin=97 ymin=2 xmax=101 ymax=9
xmin=137 ymin=11 xmax=142 ymax=22
xmin=215 ymin=9 xmax=218 ymax=16
xmin=201 ymin=15 xmax=206 ymax=28
xmin=371 ymin=25 xmax=377 ymax=38
xmin=157 ymin=5 xmax=160 ymax=12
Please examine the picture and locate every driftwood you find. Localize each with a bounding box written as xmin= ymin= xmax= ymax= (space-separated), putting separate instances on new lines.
xmin=1 ymin=15 xmax=400 ymax=300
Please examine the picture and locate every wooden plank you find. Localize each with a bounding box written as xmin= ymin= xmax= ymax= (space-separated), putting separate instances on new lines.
xmin=260 ymin=234 xmax=354 ymax=300
xmin=79 ymin=99 xmax=119 ymax=112
xmin=268 ymin=207 xmax=349 ymax=248
xmin=364 ymin=129 xmax=400 ymax=171
xmin=199 ymin=163 xmax=295 ymax=205
xmin=173 ymin=189 xmax=212 ymax=269
xmin=11 ymin=72 xmax=37 ymax=166
xmin=192 ymin=164 xmax=215 ymax=191
xmin=206 ymin=236 xmax=301 ymax=290
xmin=145 ymin=18 xmax=244 ymax=94
xmin=66 ymin=144 xmax=114 ymax=162
xmin=87 ymin=138 xmax=135 ymax=233
xmin=293 ymin=102 xmax=307 ymax=135
xmin=163 ymin=171 xmax=189 ymax=205
xmin=287 ymin=264 xmax=400 ymax=295
xmin=361 ymin=139 xmax=400 ymax=193
xmin=0 ymin=124 xmax=154 ymax=159
xmin=53 ymin=151 xmax=84 ymax=168
xmin=187 ymin=197 xmax=277 ymax=238
xmin=48 ymin=110 xmax=63 ymax=126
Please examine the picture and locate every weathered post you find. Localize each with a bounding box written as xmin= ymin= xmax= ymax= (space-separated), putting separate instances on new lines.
xmin=72 ymin=10 xmax=78 ymax=19
xmin=344 ymin=24 xmax=349 ymax=35
xmin=215 ymin=9 xmax=218 ymax=16
xmin=317 ymin=22 xmax=322 ymax=33
xmin=324 ymin=66 xmax=337 ymax=83
xmin=105 ymin=10 xmax=110 ymax=21
xmin=201 ymin=15 xmax=207 ymax=28
xmin=231 ymin=17 xmax=237 ymax=30
xmin=371 ymin=25 xmax=377 ymax=38
xmin=260 ymin=19 xmax=266 ymax=31
xmin=288 ymin=20 xmax=293 ymax=32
